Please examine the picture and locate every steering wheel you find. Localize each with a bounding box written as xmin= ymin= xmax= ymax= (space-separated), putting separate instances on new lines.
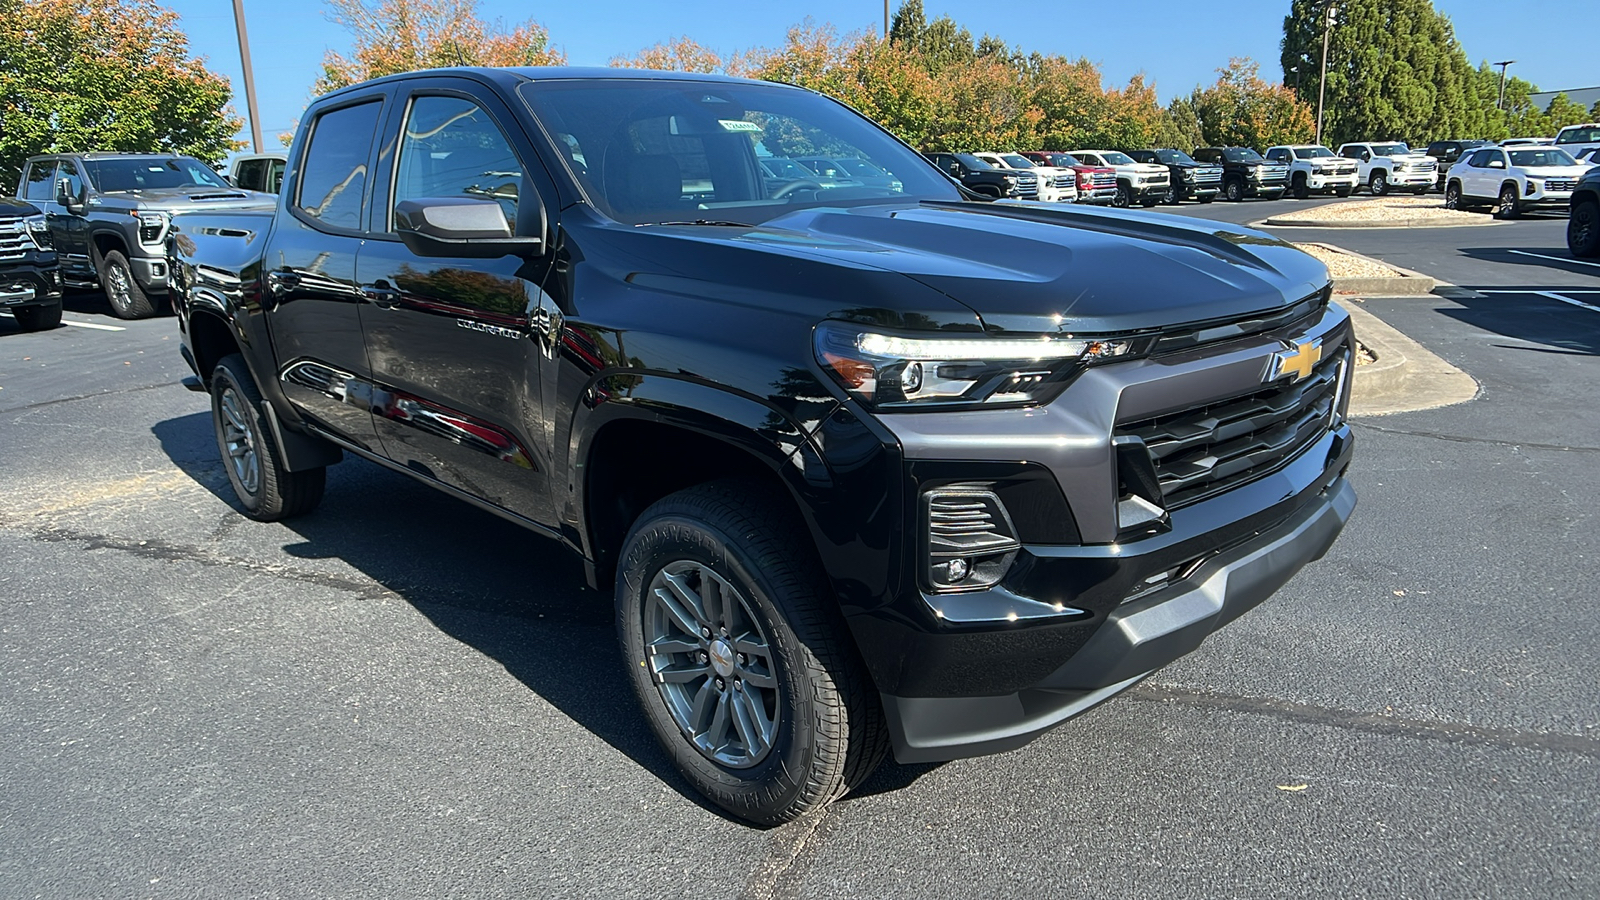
xmin=771 ymin=179 xmax=823 ymax=200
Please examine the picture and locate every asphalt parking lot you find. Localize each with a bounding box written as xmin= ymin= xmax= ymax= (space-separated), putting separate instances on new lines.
xmin=2 ymin=202 xmax=1598 ymax=899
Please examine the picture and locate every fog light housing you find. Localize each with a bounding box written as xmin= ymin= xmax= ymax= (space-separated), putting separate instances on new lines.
xmin=923 ymin=485 xmax=1020 ymax=592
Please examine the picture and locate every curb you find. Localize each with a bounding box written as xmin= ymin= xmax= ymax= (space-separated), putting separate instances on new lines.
xmin=1263 ymin=215 xmax=1498 ymax=228
xmin=1344 ymin=302 xmax=1477 ymax=417
xmin=1304 ymin=242 xmax=1437 ymax=296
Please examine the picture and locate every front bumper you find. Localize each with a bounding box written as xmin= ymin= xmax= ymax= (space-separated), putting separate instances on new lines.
xmin=1387 ymin=170 xmax=1436 ymax=188
xmin=1246 ymin=178 xmax=1289 ymax=197
xmin=129 ymin=253 xmax=171 ymax=293
xmin=1076 ymin=187 xmax=1118 ymax=205
xmin=1307 ymin=171 xmax=1359 ymax=190
xmin=0 ymin=261 xmax=63 ymax=308
xmin=884 ymin=435 xmax=1355 ymax=762
xmin=1131 ymin=181 xmax=1171 ymax=198
xmin=1522 ymin=187 xmax=1575 ymax=209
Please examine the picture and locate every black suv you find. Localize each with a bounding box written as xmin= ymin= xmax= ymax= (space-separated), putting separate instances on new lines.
xmin=922 ymin=152 xmax=1037 ymax=199
xmin=1126 ymin=148 xmax=1223 ymax=204
xmin=1424 ymin=140 xmax=1492 ymax=191
xmin=0 ymin=197 xmax=63 ymax=331
xmin=1193 ymin=147 xmax=1290 ymax=201
xmin=167 ymin=68 xmax=1356 ymax=826
xmin=15 ymin=153 xmax=274 ymax=318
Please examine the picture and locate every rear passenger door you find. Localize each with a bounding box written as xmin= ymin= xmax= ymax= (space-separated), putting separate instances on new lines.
xmin=267 ymin=89 xmax=390 ymax=450
xmin=356 ymin=78 xmax=560 ymax=525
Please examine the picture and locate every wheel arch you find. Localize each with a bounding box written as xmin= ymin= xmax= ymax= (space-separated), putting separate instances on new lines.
xmin=89 ymin=227 xmax=129 ymax=267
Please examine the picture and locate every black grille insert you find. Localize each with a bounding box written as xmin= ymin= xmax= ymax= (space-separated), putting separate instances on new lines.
xmin=1118 ymin=340 xmax=1349 ymax=509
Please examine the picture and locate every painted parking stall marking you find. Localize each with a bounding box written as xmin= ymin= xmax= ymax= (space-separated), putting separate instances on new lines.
xmin=1507 ymin=249 xmax=1600 ymax=271
xmin=1478 ymin=289 xmax=1600 ymax=314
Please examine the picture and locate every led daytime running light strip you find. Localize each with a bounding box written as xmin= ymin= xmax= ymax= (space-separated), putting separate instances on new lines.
xmin=855 ymin=332 xmax=1128 ymax=361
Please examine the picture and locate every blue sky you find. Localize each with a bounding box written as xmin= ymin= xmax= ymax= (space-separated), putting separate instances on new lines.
xmin=167 ymin=0 xmax=1591 ymax=155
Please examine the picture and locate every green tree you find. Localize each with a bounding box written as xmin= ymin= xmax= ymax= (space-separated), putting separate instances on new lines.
xmin=1281 ymin=0 xmax=1489 ymax=146
xmin=1190 ymin=58 xmax=1315 ymax=149
xmin=610 ymin=36 xmax=727 ymax=73
xmin=0 ymin=0 xmax=242 ymax=192
xmin=1157 ymin=97 xmax=1207 ymax=152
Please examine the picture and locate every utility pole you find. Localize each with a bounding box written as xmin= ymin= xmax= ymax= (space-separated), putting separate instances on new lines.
xmin=232 ymin=0 xmax=263 ymax=153
xmin=1493 ymin=60 xmax=1516 ymax=110
xmin=1316 ymin=2 xmax=1336 ymax=145
xmin=884 ymin=0 xmax=890 ymax=39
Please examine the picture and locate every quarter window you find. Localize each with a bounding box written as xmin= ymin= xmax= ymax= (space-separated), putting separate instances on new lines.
xmin=296 ymin=100 xmax=382 ymax=230
xmin=392 ymin=95 xmax=522 ymax=231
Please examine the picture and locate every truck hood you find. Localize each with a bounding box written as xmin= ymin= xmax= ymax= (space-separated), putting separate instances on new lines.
xmin=618 ymin=201 xmax=1329 ymax=334
xmin=0 ymin=197 xmax=43 ymax=219
xmin=92 ymin=187 xmax=277 ymax=212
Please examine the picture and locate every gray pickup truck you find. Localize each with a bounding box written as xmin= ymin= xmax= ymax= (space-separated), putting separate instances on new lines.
xmin=15 ymin=153 xmax=273 ymax=318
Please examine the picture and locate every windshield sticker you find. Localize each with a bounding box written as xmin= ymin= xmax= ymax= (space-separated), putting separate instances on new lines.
xmin=719 ymin=119 xmax=762 ymax=134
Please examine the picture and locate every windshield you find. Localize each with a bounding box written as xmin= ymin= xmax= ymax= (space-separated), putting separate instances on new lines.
xmin=1371 ymin=143 xmax=1410 ymax=156
xmin=1223 ymin=148 xmax=1264 ymax=163
xmin=1099 ymin=151 xmax=1136 ymax=166
xmin=517 ymin=79 xmax=957 ymax=225
xmin=82 ymin=157 xmax=230 ymax=192
xmin=1510 ymin=149 xmax=1578 ymax=168
xmin=1000 ymin=154 xmax=1036 ymax=168
xmin=1294 ymin=147 xmax=1335 ymax=159
xmin=831 ymin=157 xmax=889 ymax=178
xmin=955 ymin=153 xmax=995 ymax=170
xmin=1156 ymin=149 xmax=1196 ymax=164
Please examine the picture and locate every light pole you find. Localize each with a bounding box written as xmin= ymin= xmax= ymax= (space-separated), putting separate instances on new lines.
xmin=1316 ymin=2 xmax=1337 ymax=146
xmin=231 ymin=0 xmax=263 ymax=153
xmin=1494 ymin=60 xmax=1516 ymax=110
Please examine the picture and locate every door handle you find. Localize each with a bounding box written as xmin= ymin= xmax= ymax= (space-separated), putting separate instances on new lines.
xmin=266 ymin=270 xmax=301 ymax=292
xmin=361 ymin=284 xmax=401 ymax=308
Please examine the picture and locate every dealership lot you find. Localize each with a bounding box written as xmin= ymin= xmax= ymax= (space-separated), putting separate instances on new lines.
xmin=2 ymin=208 xmax=1597 ymax=898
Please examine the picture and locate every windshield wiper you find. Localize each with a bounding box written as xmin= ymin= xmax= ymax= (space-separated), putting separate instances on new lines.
xmin=637 ymin=219 xmax=753 ymax=228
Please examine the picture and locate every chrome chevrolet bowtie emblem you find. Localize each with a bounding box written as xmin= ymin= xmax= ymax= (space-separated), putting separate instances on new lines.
xmin=1270 ymin=339 xmax=1323 ymax=383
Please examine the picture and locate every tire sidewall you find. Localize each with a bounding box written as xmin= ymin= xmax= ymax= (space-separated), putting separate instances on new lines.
xmin=1225 ymin=179 xmax=1243 ymax=202
xmin=1370 ymin=171 xmax=1388 ymax=195
xmin=211 ymin=360 xmax=264 ymax=514
xmin=1570 ymin=201 xmax=1600 ymax=256
xmin=1445 ymin=182 xmax=1462 ymax=209
xmin=616 ymin=512 xmax=828 ymax=820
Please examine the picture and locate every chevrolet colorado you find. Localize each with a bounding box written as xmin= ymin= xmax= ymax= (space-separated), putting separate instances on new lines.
xmin=168 ymin=67 xmax=1357 ymax=826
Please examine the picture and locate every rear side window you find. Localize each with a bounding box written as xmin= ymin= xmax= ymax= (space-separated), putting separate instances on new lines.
xmin=24 ymin=162 xmax=57 ymax=201
xmin=234 ymin=159 xmax=263 ymax=191
xmin=392 ymin=95 xmax=522 ymax=231
xmin=296 ymin=100 xmax=382 ymax=230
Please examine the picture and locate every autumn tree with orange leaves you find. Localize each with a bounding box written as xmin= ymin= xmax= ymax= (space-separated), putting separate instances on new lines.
xmin=0 ymin=0 xmax=242 ymax=191
xmin=610 ymin=36 xmax=728 ymax=75
xmin=1187 ymin=59 xmax=1315 ymax=150
xmin=315 ymin=0 xmax=564 ymax=94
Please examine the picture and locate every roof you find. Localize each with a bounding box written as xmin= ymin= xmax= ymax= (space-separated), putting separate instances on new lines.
xmin=318 ymin=65 xmax=780 ymax=103
xmin=1529 ymin=86 xmax=1600 ymax=112
xmin=24 ymin=151 xmax=190 ymax=162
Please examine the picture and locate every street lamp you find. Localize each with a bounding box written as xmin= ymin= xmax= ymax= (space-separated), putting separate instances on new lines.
xmin=1494 ymin=60 xmax=1516 ymax=111
xmin=1316 ymin=2 xmax=1338 ymax=145
xmin=232 ymin=0 xmax=263 ymax=154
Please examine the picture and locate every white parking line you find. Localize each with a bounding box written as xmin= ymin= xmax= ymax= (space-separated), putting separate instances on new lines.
xmin=1479 ymin=289 xmax=1600 ymax=313
xmin=1508 ymin=249 xmax=1600 ymax=270
xmin=60 ymin=319 xmax=126 ymax=332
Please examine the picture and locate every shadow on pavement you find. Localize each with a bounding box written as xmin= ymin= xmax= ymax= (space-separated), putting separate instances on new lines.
xmin=152 ymin=410 xmax=736 ymax=821
xmin=1438 ymin=288 xmax=1599 ymax=356
xmin=1457 ymin=246 xmax=1594 ymax=274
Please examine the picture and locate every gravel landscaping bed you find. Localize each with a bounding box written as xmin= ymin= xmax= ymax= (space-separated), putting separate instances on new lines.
xmin=1293 ymin=242 xmax=1400 ymax=278
xmin=1271 ymin=195 xmax=1487 ymax=227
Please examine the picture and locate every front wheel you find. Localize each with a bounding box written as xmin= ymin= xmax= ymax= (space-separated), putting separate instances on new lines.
xmin=100 ymin=250 xmax=158 ymax=319
xmin=1224 ymin=179 xmax=1244 ymax=202
xmin=1368 ymin=171 xmax=1389 ymax=196
xmin=1335 ymin=187 xmax=1353 ymax=198
xmin=1162 ymin=183 xmax=1180 ymax=205
xmin=1569 ymin=198 xmax=1600 ymax=257
xmin=11 ymin=300 xmax=62 ymax=331
xmin=1494 ymin=185 xmax=1521 ymax=220
xmin=1444 ymin=182 xmax=1464 ymax=210
xmin=1197 ymin=194 xmax=1215 ymax=203
xmin=1292 ymin=176 xmax=1310 ymax=200
xmin=617 ymin=480 xmax=887 ymax=826
xmin=1112 ymin=184 xmax=1131 ymax=208
xmin=1139 ymin=194 xmax=1159 ymax=207
xmin=210 ymin=354 xmax=326 ymax=521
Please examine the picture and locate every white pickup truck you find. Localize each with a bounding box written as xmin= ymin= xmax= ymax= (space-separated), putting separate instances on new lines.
xmin=973 ymin=152 xmax=1078 ymax=203
xmin=1264 ymin=145 xmax=1360 ymax=199
xmin=1068 ymin=150 xmax=1170 ymax=208
xmin=1336 ymin=142 xmax=1437 ymax=195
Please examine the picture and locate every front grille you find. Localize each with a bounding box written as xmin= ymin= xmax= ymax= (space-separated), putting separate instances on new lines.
xmin=1091 ymin=172 xmax=1115 ymax=188
xmin=1328 ymin=165 xmax=1356 ymax=175
xmin=1052 ymin=173 xmax=1075 ymax=189
xmin=1117 ymin=337 xmax=1349 ymax=509
xmin=1545 ymin=178 xmax=1578 ymax=191
xmin=0 ymin=222 xmax=28 ymax=261
xmin=1194 ymin=167 xmax=1223 ymax=185
xmin=1148 ymin=173 xmax=1170 ymax=186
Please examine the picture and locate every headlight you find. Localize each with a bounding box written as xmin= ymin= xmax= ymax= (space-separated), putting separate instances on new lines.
xmin=815 ymin=322 xmax=1134 ymax=409
xmin=24 ymin=215 xmax=52 ymax=249
xmin=136 ymin=211 xmax=168 ymax=244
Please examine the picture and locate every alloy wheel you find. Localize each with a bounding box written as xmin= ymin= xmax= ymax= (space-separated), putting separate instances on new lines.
xmin=1445 ymin=184 xmax=1462 ymax=209
xmin=107 ymin=263 xmax=132 ymax=313
xmin=644 ymin=560 xmax=780 ymax=769
xmin=217 ymin=385 xmax=261 ymax=496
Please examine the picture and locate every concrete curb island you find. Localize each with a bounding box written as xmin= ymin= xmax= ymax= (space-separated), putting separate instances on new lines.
xmin=1308 ymin=243 xmax=1438 ymax=296
xmin=1345 ymin=301 xmax=1478 ymax=416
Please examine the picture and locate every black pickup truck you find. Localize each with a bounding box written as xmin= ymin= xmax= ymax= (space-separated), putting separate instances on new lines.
xmin=1 ymin=197 xmax=63 ymax=330
xmin=1193 ymin=147 xmax=1291 ymax=201
xmin=168 ymin=67 xmax=1356 ymax=825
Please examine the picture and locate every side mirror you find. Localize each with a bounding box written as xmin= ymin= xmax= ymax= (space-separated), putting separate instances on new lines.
xmin=56 ymin=178 xmax=85 ymax=213
xmin=395 ymin=196 xmax=544 ymax=259
xmin=1488 ymin=160 xmax=1505 ymax=169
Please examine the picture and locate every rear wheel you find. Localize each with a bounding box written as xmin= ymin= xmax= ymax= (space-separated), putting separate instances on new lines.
xmin=1569 ymin=198 xmax=1600 ymax=257
xmin=1368 ymin=171 xmax=1389 ymax=196
xmin=1494 ymin=184 xmax=1521 ymax=220
xmin=210 ymin=354 xmax=326 ymax=521
xmin=617 ymin=480 xmax=887 ymax=826
xmin=100 ymin=250 xmax=158 ymax=319
xmin=11 ymin=300 xmax=62 ymax=331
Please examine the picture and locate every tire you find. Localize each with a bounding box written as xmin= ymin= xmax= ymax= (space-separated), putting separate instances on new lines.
xmin=971 ymin=185 xmax=1001 ymax=200
xmin=210 ymin=354 xmax=325 ymax=521
xmin=1292 ymin=174 xmax=1310 ymax=200
xmin=1335 ymin=187 xmax=1353 ymax=198
xmin=1139 ymin=195 xmax=1159 ymax=208
xmin=616 ymin=480 xmax=887 ymax=826
xmin=11 ymin=300 xmax=62 ymax=331
xmin=1494 ymin=184 xmax=1521 ymax=220
xmin=100 ymin=250 xmax=159 ymax=319
xmin=1368 ymin=171 xmax=1389 ymax=196
xmin=1444 ymin=181 xmax=1464 ymax=210
xmin=1569 ymin=198 xmax=1600 ymax=257
xmin=1162 ymin=183 xmax=1181 ymax=205
xmin=1197 ymin=194 xmax=1215 ymax=203
xmin=1263 ymin=189 xmax=1286 ymax=201
xmin=1223 ymin=178 xmax=1244 ymax=202
xmin=1112 ymin=184 xmax=1131 ymax=208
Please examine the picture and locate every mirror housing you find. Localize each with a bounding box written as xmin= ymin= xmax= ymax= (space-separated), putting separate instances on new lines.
xmin=56 ymin=178 xmax=85 ymax=214
xmin=394 ymin=196 xmax=544 ymax=259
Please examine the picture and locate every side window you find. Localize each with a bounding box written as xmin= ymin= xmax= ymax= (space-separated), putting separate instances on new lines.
xmin=1466 ymin=150 xmax=1489 ymax=167
xmin=58 ymin=160 xmax=83 ymax=198
xmin=392 ymin=95 xmax=522 ymax=230
xmin=24 ymin=162 xmax=56 ymax=201
xmin=1266 ymin=149 xmax=1283 ymax=161
xmin=234 ymin=159 xmax=262 ymax=191
xmin=296 ymin=100 xmax=382 ymax=230
xmin=267 ymin=160 xmax=285 ymax=194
